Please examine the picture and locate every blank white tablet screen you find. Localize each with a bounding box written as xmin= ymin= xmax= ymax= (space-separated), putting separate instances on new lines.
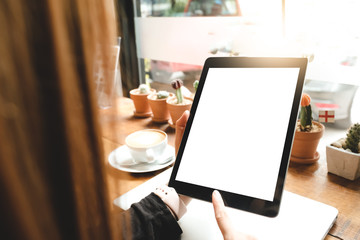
xmin=175 ymin=67 xmax=300 ymax=201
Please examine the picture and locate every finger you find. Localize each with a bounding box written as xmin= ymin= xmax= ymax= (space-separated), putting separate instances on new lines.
xmin=212 ymin=190 xmax=234 ymax=238
xmin=175 ymin=110 xmax=190 ymax=155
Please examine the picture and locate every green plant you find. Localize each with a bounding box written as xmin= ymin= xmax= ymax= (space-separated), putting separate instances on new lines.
xmin=139 ymin=84 xmax=150 ymax=94
xmin=300 ymin=93 xmax=312 ymax=132
xmin=157 ymin=91 xmax=169 ymax=99
xmin=345 ymin=123 xmax=360 ymax=153
xmin=145 ymin=77 xmax=151 ymax=88
xmin=171 ymin=79 xmax=183 ymax=104
xmin=193 ymin=80 xmax=199 ymax=92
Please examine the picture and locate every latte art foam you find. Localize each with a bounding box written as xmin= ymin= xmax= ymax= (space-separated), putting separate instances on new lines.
xmin=126 ymin=130 xmax=165 ymax=148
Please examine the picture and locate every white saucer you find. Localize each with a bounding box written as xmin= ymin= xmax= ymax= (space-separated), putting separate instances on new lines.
xmin=108 ymin=145 xmax=175 ymax=173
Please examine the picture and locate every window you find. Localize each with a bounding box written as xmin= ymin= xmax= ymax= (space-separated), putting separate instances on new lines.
xmin=186 ymin=0 xmax=240 ymax=16
xmin=131 ymin=0 xmax=359 ymax=126
xmin=134 ymin=0 xmax=282 ymax=93
xmin=285 ymin=0 xmax=360 ymax=126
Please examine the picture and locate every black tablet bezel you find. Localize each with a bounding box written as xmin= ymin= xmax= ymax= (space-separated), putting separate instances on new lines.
xmin=169 ymin=57 xmax=308 ymax=217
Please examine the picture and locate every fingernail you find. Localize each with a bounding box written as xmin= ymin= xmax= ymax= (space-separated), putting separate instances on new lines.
xmin=213 ymin=190 xmax=223 ymax=218
xmin=213 ymin=190 xmax=225 ymax=207
xmin=213 ymin=190 xmax=220 ymax=198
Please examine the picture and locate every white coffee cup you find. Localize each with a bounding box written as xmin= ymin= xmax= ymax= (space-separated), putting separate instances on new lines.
xmin=125 ymin=129 xmax=168 ymax=163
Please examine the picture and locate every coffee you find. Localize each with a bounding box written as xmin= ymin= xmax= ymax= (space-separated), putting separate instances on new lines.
xmin=126 ymin=130 xmax=166 ymax=148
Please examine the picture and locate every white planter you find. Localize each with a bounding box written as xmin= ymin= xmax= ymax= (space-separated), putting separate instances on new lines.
xmin=326 ymin=140 xmax=360 ymax=180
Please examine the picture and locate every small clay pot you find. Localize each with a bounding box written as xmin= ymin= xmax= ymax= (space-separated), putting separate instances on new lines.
xmin=130 ymin=88 xmax=156 ymax=117
xmin=147 ymin=93 xmax=174 ymax=123
xmin=166 ymin=97 xmax=192 ymax=128
xmin=290 ymin=121 xmax=324 ymax=164
xmin=326 ymin=141 xmax=360 ymax=180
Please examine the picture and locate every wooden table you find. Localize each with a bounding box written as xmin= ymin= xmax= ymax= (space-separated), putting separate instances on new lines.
xmin=100 ymin=97 xmax=360 ymax=240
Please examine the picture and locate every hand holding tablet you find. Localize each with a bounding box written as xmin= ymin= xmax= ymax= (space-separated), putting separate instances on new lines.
xmin=175 ymin=110 xmax=190 ymax=156
xmin=169 ymin=57 xmax=308 ymax=217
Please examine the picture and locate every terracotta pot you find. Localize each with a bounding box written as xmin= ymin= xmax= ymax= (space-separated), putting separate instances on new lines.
xmin=130 ymin=88 xmax=156 ymax=117
xmin=166 ymin=97 xmax=192 ymax=128
xmin=290 ymin=121 xmax=324 ymax=164
xmin=147 ymin=93 xmax=174 ymax=123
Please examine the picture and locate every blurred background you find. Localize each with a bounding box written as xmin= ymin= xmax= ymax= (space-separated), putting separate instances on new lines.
xmin=116 ymin=0 xmax=360 ymax=128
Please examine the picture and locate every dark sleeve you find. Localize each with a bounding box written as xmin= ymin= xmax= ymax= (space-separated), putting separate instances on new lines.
xmin=121 ymin=192 xmax=183 ymax=240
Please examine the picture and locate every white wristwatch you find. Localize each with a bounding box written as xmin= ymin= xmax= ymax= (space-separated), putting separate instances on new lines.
xmin=154 ymin=185 xmax=187 ymax=220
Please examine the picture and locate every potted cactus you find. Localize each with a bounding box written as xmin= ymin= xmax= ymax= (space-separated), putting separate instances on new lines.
xmin=193 ymin=80 xmax=199 ymax=92
xmin=166 ymin=79 xmax=192 ymax=128
xmin=326 ymin=123 xmax=360 ymax=180
xmin=129 ymin=84 xmax=156 ymax=117
xmin=290 ymin=93 xmax=325 ymax=164
xmin=147 ymin=91 xmax=174 ymax=123
xmin=186 ymin=80 xmax=199 ymax=101
xmin=189 ymin=80 xmax=199 ymax=100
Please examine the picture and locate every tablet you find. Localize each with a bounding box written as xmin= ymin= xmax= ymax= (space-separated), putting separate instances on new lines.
xmin=169 ymin=57 xmax=308 ymax=217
